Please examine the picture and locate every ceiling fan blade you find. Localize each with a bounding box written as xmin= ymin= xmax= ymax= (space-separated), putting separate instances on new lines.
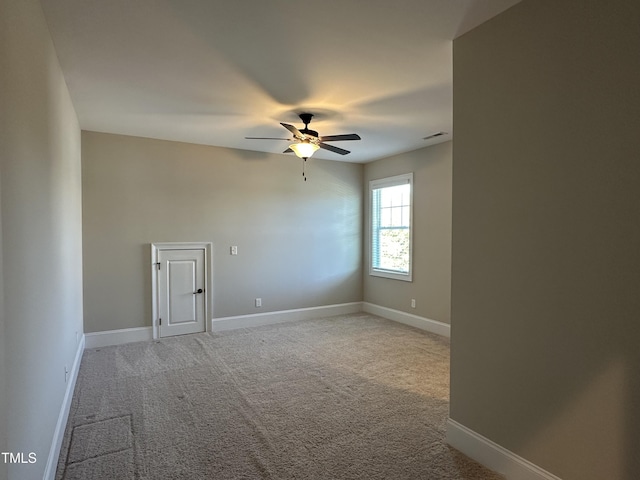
xmin=280 ymin=122 xmax=303 ymax=139
xmin=245 ymin=137 xmax=290 ymax=140
xmin=283 ymin=147 xmax=294 ymax=154
xmin=320 ymin=134 xmax=361 ymax=142
xmin=319 ymin=143 xmax=351 ymax=155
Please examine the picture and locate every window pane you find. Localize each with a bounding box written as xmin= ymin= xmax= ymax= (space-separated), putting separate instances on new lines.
xmin=381 ymin=190 xmax=392 ymax=208
xmin=381 ymin=184 xmax=409 ymax=209
xmin=381 ymin=207 xmax=391 ymax=226
xmin=377 ymin=229 xmax=410 ymax=272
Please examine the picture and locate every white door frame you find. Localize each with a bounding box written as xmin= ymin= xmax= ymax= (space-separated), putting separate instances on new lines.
xmin=151 ymin=242 xmax=213 ymax=339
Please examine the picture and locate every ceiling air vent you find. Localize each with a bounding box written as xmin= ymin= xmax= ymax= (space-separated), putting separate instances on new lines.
xmin=423 ymin=132 xmax=448 ymax=140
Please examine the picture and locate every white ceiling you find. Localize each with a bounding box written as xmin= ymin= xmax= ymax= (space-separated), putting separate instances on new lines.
xmin=40 ymin=0 xmax=521 ymax=163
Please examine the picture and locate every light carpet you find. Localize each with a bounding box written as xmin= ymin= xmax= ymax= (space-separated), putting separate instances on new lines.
xmin=55 ymin=313 xmax=502 ymax=479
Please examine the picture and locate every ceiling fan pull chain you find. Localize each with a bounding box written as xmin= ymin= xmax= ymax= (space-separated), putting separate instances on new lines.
xmin=302 ymin=158 xmax=307 ymax=181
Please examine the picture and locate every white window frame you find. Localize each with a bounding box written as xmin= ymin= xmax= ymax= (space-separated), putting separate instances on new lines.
xmin=369 ymin=173 xmax=413 ymax=282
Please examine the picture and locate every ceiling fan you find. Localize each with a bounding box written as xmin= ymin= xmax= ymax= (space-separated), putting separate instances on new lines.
xmin=245 ymin=113 xmax=361 ymax=160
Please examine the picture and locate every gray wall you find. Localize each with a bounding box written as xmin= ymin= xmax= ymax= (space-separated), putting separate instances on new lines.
xmin=363 ymin=142 xmax=452 ymax=323
xmin=82 ymin=131 xmax=363 ymax=333
xmin=451 ymin=1 xmax=640 ymax=479
xmin=0 ymin=0 xmax=84 ymax=478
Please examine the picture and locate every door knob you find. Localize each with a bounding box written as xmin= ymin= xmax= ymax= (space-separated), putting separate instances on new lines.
xmin=194 ymin=288 xmax=203 ymax=294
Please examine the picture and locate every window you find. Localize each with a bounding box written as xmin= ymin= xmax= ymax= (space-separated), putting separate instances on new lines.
xmin=369 ymin=173 xmax=413 ymax=281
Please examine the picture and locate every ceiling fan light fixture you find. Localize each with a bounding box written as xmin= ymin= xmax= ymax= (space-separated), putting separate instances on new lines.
xmin=289 ymin=141 xmax=319 ymax=159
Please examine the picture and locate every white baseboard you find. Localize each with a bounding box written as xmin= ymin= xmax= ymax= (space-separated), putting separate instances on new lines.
xmin=84 ymin=326 xmax=153 ymax=349
xmin=446 ymin=419 xmax=562 ymax=480
xmin=82 ymin=302 xmax=447 ymax=344
xmin=43 ymin=334 xmax=85 ymax=480
xmin=211 ymin=302 xmax=363 ymax=332
xmin=83 ymin=303 xmax=446 ymax=344
xmin=362 ymin=302 xmax=450 ymax=338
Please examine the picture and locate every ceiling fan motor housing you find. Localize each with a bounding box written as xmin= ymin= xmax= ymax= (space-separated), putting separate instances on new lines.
xmin=299 ymin=112 xmax=314 ymax=125
xmin=298 ymin=113 xmax=318 ymax=138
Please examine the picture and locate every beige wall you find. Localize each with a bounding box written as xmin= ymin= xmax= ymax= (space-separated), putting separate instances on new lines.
xmin=82 ymin=131 xmax=363 ymax=332
xmin=0 ymin=155 xmax=5 ymax=480
xmin=0 ymin=0 xmax=84 ymax=478
xmin=451 ymin=1 xmax=640 ymax=479
xmin=363 ymin=142 xmax=452 ymax=323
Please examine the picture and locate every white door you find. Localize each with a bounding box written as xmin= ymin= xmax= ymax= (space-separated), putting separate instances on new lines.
xmin=157 ymin=248 xmax=206 ymax=337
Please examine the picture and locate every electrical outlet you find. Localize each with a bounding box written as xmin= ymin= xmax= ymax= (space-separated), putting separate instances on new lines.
xmin=411 ymin=299 xmax=416 ymax=308
xmin=231 ymin=246 xmax=238 ymax=255
xmin=255 ymin=298 xmax=262 ymax=308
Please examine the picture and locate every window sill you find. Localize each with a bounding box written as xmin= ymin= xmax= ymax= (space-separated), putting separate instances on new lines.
xmin=369 ymin=269 xmax=412 ymax=282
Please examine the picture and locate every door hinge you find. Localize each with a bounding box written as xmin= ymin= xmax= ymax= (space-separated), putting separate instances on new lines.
xmin=155 ymin=262 xmax=161 ymax=270
xmin=159 ymin=318 xmax=162 ymax=326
